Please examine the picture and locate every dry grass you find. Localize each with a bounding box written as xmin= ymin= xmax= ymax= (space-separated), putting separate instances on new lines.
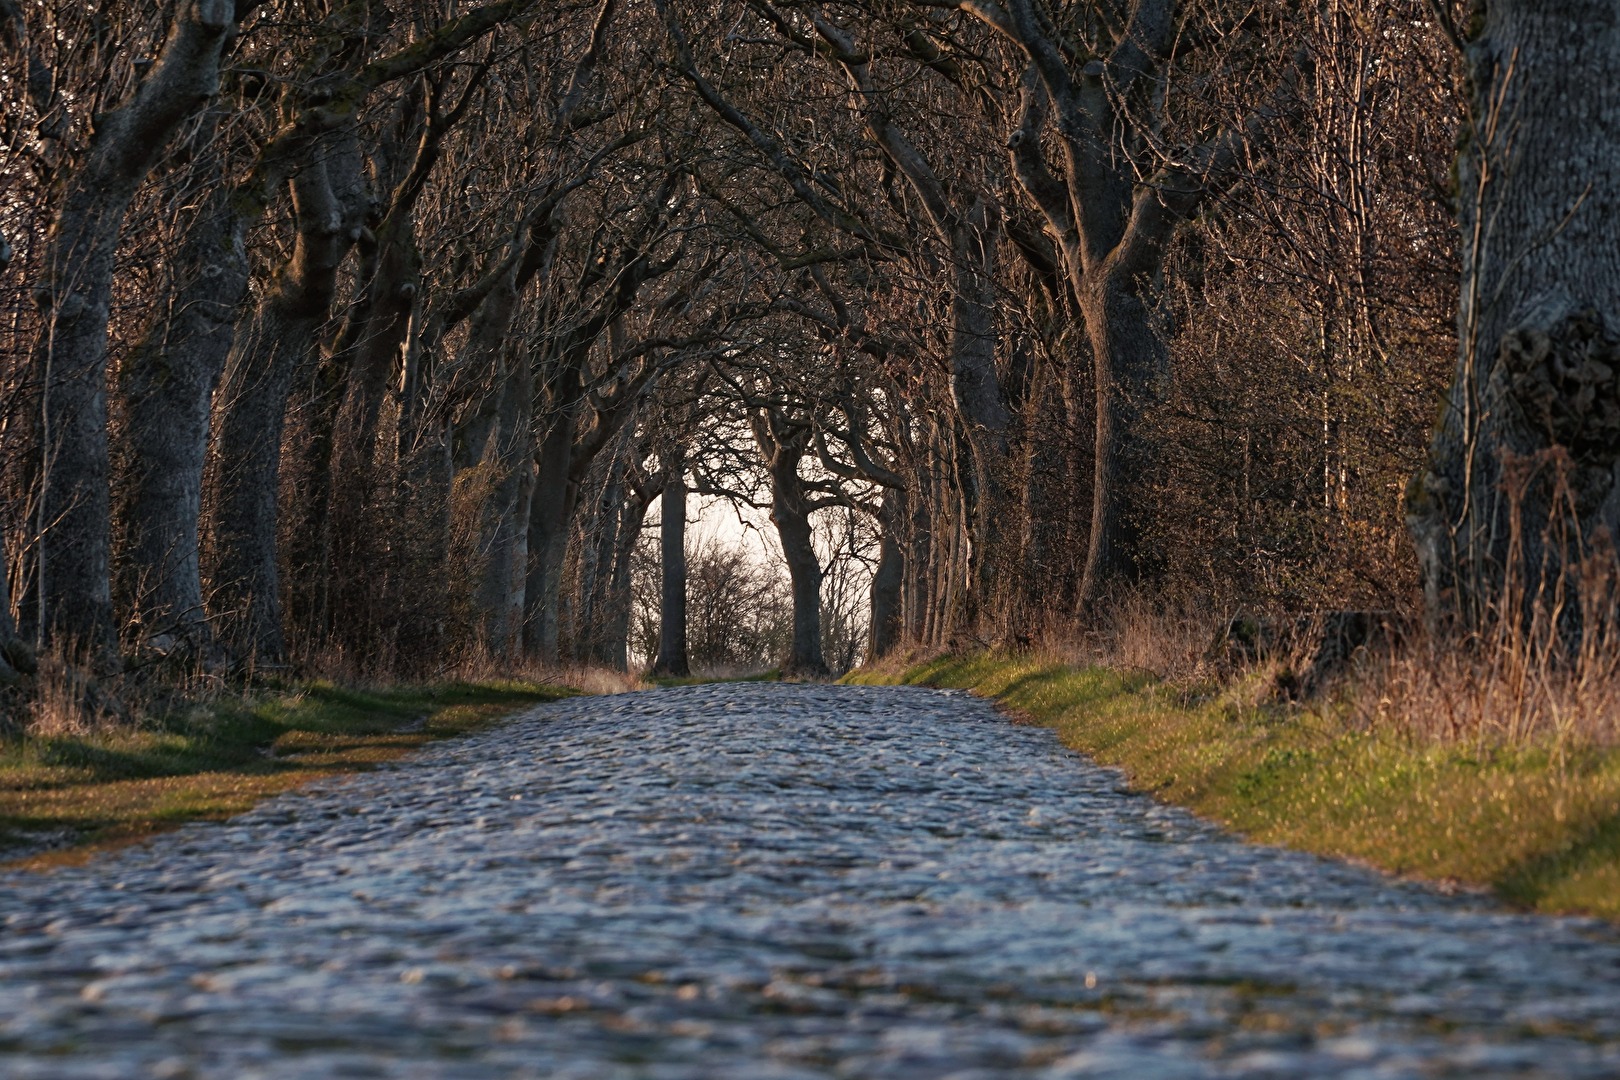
xmin=297 ymin=633 xmax=652 ymax=698
xmin=543 ymin=664 xmax=648 ymax=696
xmin=27 ymin=651 xmax=106 ymax=739
xmin=1355 ymin=641 xmax=1620 ymax=748
xmin=1095 ymin=596 xmax=1228 ymax=682
xmin=1013 ymin=595 xmax=1231 ymax=685
xmin=1030 ymin=589 xmax=1620 ymax=751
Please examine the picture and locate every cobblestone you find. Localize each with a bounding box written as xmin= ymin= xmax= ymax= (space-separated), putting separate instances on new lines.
xmin=2 ymin=683 xmax=1619 ymax=1077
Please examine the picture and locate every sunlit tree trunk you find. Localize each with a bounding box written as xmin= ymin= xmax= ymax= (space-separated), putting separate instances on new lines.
xmin=1076 ymin=274 xmax=1169 ymax=603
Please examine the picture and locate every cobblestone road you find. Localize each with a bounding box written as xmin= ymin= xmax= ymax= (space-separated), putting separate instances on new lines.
xmin=3 ymin=683 xmax=1620 ymax=1078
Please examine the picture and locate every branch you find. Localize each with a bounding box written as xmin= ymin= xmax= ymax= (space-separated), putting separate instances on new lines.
xmin=557 ymin=0 xmax=620 ymax=131
xmin=1109 ymin=45 xmax=1310 ymax=282
xmin=807 ymin=6 xmax=958 ymax=241
xmin=358 ymin=0 xmax=540 ymax=91
xmin=1006 ymin=65 xmax=1076 ymax=244
xmin=1106 ymin=0 xmax=1177 ymax=94
xmin=654 ymin=0 xmax=902 ymax=250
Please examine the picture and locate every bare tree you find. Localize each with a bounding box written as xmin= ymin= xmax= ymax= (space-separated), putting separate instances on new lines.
xmin=961 ymin=0 xmax=1299 ymax=605
xmin=30 ymin=0 xmax=242 ymax=654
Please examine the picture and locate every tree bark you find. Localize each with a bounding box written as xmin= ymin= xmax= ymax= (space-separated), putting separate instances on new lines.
xmin=320 ymin=91 xmax=439 ymax=652
xmin=0 ymin=543 xmax=23 ymax=680
xmin=868 ymin=486 xmax=904 ymax=661
xmin=289 ymin=215 xmax=418 ymax=651
xmin=470 ymin=354 xmax=535 ymax=660
xmin=575 ymin=453 xmax=624 ymax=663
xmin=392 ymin=434 xmax=454 ymax=668
xmin=814 ymin=15 xmax=1011 ymax=630
xmin=754 ymin=413 xmax=828 ymax=677
xmin=31 ymin=0 xmax=236 ymax=652
xmin=652 ymin=461 xmax=690 ymax=676
xmin=205 ymin=139 xmax=368 ymax=664
xmin=976 ymin=4 xmax=1279 ymax=610
xmin=1077 ymin=275 xmax=1169 ymax=604
xmin=903 ymin=478 xmax=931 ymax=644
xmin=604 ymin=509 xmax=641 ymax=672
xmin=775 ymin=494 xmax=827 ymax=678
xmin=947 ymin=206 xmax=1015 ymax=626
xmin=594 ymin=481 xmax=647 ymax=671
xmin=113 ymin=170 xmax=247 ymax=653
xmin=1409 ymin=2 xmax=1620 ymax=634
xmin=524 ymin=403 xmax=581 ymax=664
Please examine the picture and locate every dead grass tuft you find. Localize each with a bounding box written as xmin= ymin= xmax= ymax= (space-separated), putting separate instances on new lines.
xmin=1355 ymin=635 xmax=1620 ymax=748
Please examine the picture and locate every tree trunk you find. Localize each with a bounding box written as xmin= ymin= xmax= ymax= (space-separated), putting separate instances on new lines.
xmin=524 ymin=404 xmax=579 ymax=664
xmin=205 ymin=141 xmax=367 ymax=664
xmin=576 ymin=457 xmax=623 ymax=663
xmin=113 ymin=177 xmax=248 ymax=653
xmin=31 ymin=1 xmax=235 ymax=653
xmin=652 ymin=466 xmax=690 ymax=676
xmin=903 ymin=483 xmax=931 ymax=645
xmin=0 ymin=543 xmax=22 ymax=680
xmin=756 ymin=419 xmax=827 ymax=678
xmin=1077 ymin=276 xmax=1169 ymax=607
xmin=773 ymin=494 xmax=827 ymax=677
xmin=392 ymin=434 xmax=454 ymax=668
xmin=471 ymin=355 xmax=534 ymax=659
xmin=948 ymin=211 xmax=1014 ymax=630
xmin=323 ymin=148 xmax=426 ymax=652
xmin=1408 ymin=3 xmax=1620 ymax=633
xmin=598 ymin=487 xmax=648 ymax=672
xmin=868 ymin=486 xmax=905 ymax=662
xmin=0 ymin=545 xmax=13 ymax=646
xmin=206 ymin=307 xmax=314 ymax=665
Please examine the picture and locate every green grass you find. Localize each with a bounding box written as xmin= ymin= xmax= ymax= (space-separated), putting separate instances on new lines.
xmin=848 ymin=654 xmax=1620 ymax=920
xmin=1 ymin=679 xmax=575 ymax=869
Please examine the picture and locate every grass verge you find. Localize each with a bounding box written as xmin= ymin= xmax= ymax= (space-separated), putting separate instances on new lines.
xmin=0 ymin=679 xmax=575 ymax=871
xmin=847 ymin=653 xmax=1620 ymax=920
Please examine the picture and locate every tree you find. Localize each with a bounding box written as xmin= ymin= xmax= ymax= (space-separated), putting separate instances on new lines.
xmin=29 ymin=0 xmax=241 ymax=654
xmin=960 ymin=0 xmax=1298 ymax=605
xmin=652 ymin=443 xmax=691 ymax=676
xmin=202 ymin=0 xmax=544 ymax=664
xmin=1408 ymin=2 xmax=1620 ymax=638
